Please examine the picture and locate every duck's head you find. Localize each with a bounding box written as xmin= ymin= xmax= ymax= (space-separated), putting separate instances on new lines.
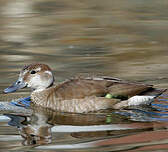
xmin=4 ymin=63 xmax=54 ymax=93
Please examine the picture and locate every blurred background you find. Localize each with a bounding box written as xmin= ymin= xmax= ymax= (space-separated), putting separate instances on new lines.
xmin=0 ymin=0 xmax=168 ymax=90
xmin=1 ymin=1 xmax=168 ymax=151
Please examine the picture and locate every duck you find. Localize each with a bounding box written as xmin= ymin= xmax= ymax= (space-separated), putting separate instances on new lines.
xmin=3 ymin=63 xmax=166 ymax=113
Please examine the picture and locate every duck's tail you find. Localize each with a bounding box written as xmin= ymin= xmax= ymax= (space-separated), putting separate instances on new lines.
xmin=113 ymin=88 xmax=167 ymax=109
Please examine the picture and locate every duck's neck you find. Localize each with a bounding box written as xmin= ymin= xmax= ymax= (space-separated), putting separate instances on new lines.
xmin=32 ymin=82 xmax=55 ymax=93
xmin=31 ymin=86 xmax=55 ymax=105
xmin=47 ymin=81 xmax=54 ymax=88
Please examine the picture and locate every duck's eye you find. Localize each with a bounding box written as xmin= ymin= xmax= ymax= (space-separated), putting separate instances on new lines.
xmin=30 ymin=70 xmax=36 ymax=74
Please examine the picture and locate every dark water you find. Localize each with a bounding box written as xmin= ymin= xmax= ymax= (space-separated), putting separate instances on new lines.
xmin=1 ymin=0 xmax=168 ymax=151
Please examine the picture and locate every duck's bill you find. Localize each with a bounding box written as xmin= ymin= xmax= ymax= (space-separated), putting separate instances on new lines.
xmin=4 ymin=79 xmax=27 ymax=93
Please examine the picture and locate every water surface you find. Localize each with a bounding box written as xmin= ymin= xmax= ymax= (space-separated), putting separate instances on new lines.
xmin=1 ymin=0 xmax=168 ymax=151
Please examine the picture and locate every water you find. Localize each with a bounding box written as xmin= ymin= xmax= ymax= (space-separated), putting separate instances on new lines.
xmin=1 ymin=0 xmax=168 ymax=151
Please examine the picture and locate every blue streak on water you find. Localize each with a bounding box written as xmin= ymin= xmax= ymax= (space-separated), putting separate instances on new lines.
xmin=157 ymin=99 xmax=168 ymax=102
xmin=151 ymin=103 xmax=168 ymax=109
xmin=10 ymin=96 xmax=31 ymax=108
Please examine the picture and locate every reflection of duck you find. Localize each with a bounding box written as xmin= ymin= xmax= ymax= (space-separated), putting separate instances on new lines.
xmin=4 ymin=106 xmax=126 ymax=146
xmin=5 ymin=110 xmax=52 ymax=146
xmin=31 ymin=105 xmax=127 ymax=125
xmin=19 ymin=113 xmax=52 ymax=146
xmin=4 ymin=63 xmax=166 ymax=113
xmin=4 ymin=103 xmax=168 ymax=147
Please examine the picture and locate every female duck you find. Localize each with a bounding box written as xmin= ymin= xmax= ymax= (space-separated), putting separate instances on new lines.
xmin=4 ymin=63 xmax=165 ymax=113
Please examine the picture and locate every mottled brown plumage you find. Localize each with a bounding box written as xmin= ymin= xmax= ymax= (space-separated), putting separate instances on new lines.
xmin=48 ymin=77 xmax=151 ymax=100
xmin=4 ymin=63 xmax=166 ymax=113
xmin=31 ymin=76 xmax=154 ymax=113
xmin=22 ymin=63 xmax=51 ymax=72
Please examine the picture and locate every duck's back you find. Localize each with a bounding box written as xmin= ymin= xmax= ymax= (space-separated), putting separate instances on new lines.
xmin=49 ymin=77 xmax=152 ymax=100
xmin=31 ymin=77 xmax=155 ymax=113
